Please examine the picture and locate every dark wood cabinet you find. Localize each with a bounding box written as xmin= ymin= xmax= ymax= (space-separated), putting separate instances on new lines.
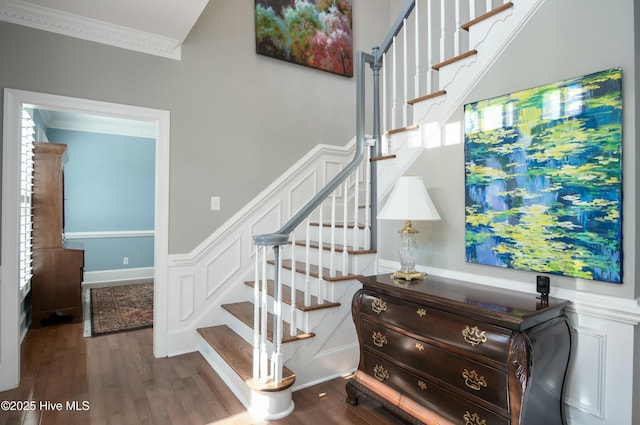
xmin=31 ymin=142 xmax=84 ymax=327
xmin=347 ymin=274 xmax=571 ymax=425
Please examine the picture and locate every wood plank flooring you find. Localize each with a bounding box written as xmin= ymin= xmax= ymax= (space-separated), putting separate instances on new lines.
xmin=0 ymin=323 xmax=405 ymax=425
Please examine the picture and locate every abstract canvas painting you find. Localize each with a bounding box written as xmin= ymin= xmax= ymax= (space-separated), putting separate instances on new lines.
xmin=255 ymin=0 xmax=353 ymax=77
xmin=464 ymin=68 xmax=622 ymax=283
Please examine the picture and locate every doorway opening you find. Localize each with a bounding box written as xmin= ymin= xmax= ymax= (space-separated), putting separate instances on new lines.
xmin=1 ymin=89 xmax=171 ymax=391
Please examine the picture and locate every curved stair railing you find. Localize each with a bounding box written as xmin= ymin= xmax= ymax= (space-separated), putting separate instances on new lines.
xmin=251 ymin=0 xmax=516 ymax=392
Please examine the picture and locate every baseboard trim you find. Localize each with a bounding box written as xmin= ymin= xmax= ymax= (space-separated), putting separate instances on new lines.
xmin=82 ymin=267 xmax=154 ymax=285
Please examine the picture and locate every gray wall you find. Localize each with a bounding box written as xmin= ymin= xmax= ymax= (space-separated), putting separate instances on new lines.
xmin=380 ymin=0 xmax=639 ymax=299
xmin=0 ymin=0 xmax=392 ymax=254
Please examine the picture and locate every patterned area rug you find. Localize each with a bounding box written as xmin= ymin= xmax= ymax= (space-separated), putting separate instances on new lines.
xmin=90 ymin=283 xmax=154 ymax=336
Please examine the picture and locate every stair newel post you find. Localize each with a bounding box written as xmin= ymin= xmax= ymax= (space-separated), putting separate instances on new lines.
xmin=253 ymin=245 xmax=262 ymax=380
xmin=260 ymin=247 xmax=269 ymax=383
xmin=271 ymin=244 xmax=284 ymax=384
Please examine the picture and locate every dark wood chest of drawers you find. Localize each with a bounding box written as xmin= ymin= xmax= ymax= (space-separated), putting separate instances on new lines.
xmin=347 ymin=274 xmax=571 ymax=425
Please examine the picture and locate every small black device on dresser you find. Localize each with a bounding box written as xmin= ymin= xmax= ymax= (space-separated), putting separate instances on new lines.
xmin=347 ymin=274 xmax=572 ymax=425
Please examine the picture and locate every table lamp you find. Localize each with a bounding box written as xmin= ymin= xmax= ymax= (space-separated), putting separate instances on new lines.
xmin=378 ymin=175 xmax=441 ymax=281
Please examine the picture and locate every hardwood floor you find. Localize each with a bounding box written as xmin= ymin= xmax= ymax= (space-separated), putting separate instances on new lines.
xmin=0 ymin=324 xmax=405 ymax=425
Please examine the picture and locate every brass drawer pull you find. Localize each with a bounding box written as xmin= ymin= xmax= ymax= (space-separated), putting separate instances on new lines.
xmin=417 ymin=308 xmax=427 ymax=317
xmin=463 ymin=411 xmax=487 ymax=425
xmin=415 ymin=343 xmax=425 ymax=351
xmin=462 ymin=369 xmax=487 ymax=391
xmin=372 ymin=331 xmax=388 ymax=348
xmin=371 ymin=298 xmax=387 ymax=314
xmin=462 ymin=325 xmax=488 ymax=347
xmin=417 ymin=380 xmax=427 ymax=390
xmin=373 ymin=364 xmax=389 ymax=382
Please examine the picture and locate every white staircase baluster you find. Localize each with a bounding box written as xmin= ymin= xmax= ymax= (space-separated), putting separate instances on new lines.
xmin=382 ymin=53 xmax=388 ymax=134
xmin=289 ymin=229 xmax=296 ymax=337
xmin=391 ymin=39 xmax=398 ymax=130
xmin=403 ymin=19 xmax=409 ymax=127
xmin=364 ymin=153 xmax=371 ymax=250
xmin=317 ymin=203 xmax=324 ymax=304
xmin=342 ymin=179 xmax=349 ymax=276
xmin=470 ymin=0 xmax=477 ymax=21
xmin=304 ymin=218 xmax=311 ymax=307
xmin=454 ymin=0 xmax=462 ymax=55
xmin=440 ymin=0 xmax=447 ymax=62
xmin=352 ymin=170 xmax=360 ymax=253
xmin=414 ymin=0 xmax=421 ymax=99
xmin=426 ymin=0 xmax=435 ymax=93
xmin=330 ymin=191 xmax=336 ymax=278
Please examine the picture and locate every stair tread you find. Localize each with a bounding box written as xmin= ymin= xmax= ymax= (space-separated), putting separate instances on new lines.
xmin=222 ymin=301 xmax=315 ymax=343
xmin=292 ymin=240 xmax=376 ymax=255
xmin=370 ymin=154 xmax=397 ymax=162
xmin=269 ymin=259 xmax=361 ymax=282
xmin=244 ymin=279 xmax=340 ymax=312
xmin=197 ymin=325 xmax=295 ymax=392
xmin=407 ymin=90 xmax=446 ymax=106
xmin=432 ymin=49 xmax=478 ymax=71
xmin=461 ymin=2 xmax=513 ymax=31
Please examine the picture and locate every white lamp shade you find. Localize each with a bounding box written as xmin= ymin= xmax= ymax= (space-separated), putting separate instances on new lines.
xmin=378 ymin=175 xmax=441 ymax=221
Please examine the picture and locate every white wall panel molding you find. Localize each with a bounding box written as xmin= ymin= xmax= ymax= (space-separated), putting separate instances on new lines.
xmin=205 ymin=237 xmax=241 ymax=299
xmin=565 ymin=325 xmax=606 ymax=419
xmin=288 ymin=168 xmax=317 ymax=218
xmin=179 ymin=275 xmax=195 ymax=321
xmin=323 ymin=160 xmax=344 ymax=197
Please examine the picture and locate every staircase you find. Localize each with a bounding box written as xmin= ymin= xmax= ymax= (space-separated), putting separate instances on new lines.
xmin=189 ymin=0 xmax=546 ymax=420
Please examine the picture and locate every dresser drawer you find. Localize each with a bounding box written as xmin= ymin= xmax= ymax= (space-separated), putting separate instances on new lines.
xmin=361 ymin=319 xmax=509 ymax=411
xmin=361 ymin=291 xmax=512 ymax=364
xmin=361 ymin=352 xmax=510 ymax=425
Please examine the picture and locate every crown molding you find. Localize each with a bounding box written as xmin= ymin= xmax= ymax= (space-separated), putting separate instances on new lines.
xmin=0 ymin=0 xmax=182 ymax=60
xmin=38 ymin=109 xmax=157 ymax=139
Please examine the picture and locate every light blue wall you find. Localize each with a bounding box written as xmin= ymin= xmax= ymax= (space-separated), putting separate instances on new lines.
xmin=46 ymin=127 xmax=155 ymax=272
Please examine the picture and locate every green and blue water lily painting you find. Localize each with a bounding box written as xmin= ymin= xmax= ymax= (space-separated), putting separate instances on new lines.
xmin=464 ymin=68 xmax=622 ymax=283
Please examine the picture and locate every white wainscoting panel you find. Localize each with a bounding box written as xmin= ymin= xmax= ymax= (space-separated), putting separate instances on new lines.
xmin=205 ymin=236 xmax=241 ymax=299
xmin=179 ymin=274 xmax=195 ymax=321
xmin=288 ymin=168 xmax=317 ymax=217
